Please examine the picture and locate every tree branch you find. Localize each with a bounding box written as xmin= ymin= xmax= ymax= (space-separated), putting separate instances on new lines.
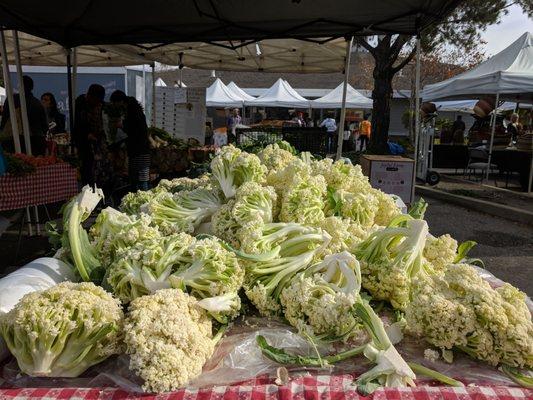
xmin=354 ymin=37 xmax=376 ymax=56
xmin=391 ymin=46 xmax=417 ymax=73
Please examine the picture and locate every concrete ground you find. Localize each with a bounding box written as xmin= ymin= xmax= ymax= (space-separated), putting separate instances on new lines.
xmin=422 ymin=196 xmax=533 ymax=296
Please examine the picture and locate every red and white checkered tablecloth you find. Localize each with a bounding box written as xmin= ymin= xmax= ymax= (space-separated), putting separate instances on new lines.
xmin=0 ymin=374 xmax=530 ymax=400
xmin=0 ymin=163 xmax=78 ymax=212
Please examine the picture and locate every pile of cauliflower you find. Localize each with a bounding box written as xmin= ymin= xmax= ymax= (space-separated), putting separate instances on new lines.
xmin=2 ymin=142 xmax=531 ymax=394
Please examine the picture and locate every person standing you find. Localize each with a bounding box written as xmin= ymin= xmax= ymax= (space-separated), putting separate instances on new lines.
xmin=72 ymin=84 xmax=111 ymax=190
xmin=451 ymin=115 xmax=466 ymax=144
xmin=506 ymin=113 xmax=520 ymax=144
xmin=110 ymin=90 xmax=151 ymax=191
xmin=227 ymin=108 xmax=241 ymax=142
xmin=358 ymin=114 xmax=371 ymax=152
xmin=0 ymin=75 xmax=48 ymax=155
xmin=41 ymin=93 xmax=66 ymax=134
xmin=319 ymin=113 xmax=337 ymax=153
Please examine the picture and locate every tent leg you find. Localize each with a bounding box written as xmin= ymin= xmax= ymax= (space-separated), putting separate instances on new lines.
xmin=411 ymin=36 xmax=421 ymax=204
xmin=151 ymin=63 xmax=156 ymax=126
xmin=336 ymin=36 xmax=353 ymax=160
xmin=0 ymin=30 xmax=21 ymax=152
xmin=13 ymin=30 xmax=32 ymax=155
xmin=71 ymin=48 xmax=77 ymax=120
xmin=66 ymin=49 xmax=75 ymax=135
xmin=486 ymin=92 xmax=500 ymax=181
xmin=528 ymin=152 xmax=532 ymax=194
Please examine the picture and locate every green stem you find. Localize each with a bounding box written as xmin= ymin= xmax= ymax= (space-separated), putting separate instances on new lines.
xmin=213 ymin=325 xmax=228 ymax=345
xmin=408 ymin=362 xmax=464 ymax=387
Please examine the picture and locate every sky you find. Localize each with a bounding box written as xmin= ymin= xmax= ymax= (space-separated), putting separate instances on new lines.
xmin=481 ymin=4 xmax=533 ymax=56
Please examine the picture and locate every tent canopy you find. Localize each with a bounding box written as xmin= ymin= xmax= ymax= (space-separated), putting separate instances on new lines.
xmin=227 ymin=81 xmax=255 ymax=101
xmin=246 ymin=78 xmax=309 ymax=108
xmin=0 ymin=0 xmax=461 ymax=48
xmin=311 ymin=82 xmax=372 ymax=109
xmin=433 ymin=99 xmax=524 ymax=113
xmin=206 ymin=78 xmax=243 ymax=107
xmin=422 ymin=32 xmax=533 ymax=102
xmin=154 ymin=78 xmax=167 ymax=87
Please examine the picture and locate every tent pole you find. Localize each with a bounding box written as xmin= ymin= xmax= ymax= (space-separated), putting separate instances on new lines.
xmin=411 ymin=36 xmax=421 ymax=204
xmin=151 ymin=63 xmax=156 ymax=126
xmin=13 ymin=30 xmax=32 ymax=155
xmin=66 ymin=49 xmax=75 ymax=135
xmin=142 ymin=64 xmax=146 ymax=110
xmin=0 ymin=30 xmax=21 ymax=153
xmin=71 ymin=48 xmax=77 ymax=120
xmin=336 ymin=36 xmax=353 ymax=160
xmin=528 ymin=155 xmax=532 ymax=194
xmin=485 ymin=92 xmax=500 ymax=181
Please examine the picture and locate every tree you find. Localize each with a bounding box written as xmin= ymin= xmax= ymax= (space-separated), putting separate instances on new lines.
xmin=354 ymin=0 xmax=533 ymax=153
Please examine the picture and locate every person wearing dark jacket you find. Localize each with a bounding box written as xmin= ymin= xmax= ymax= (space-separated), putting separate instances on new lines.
xmin=41 ymin=92 xmax=66 ymax=134
xmin=0 ymin=75 xmax=48 ymax=155
xmin=110 ymin=90 xmax=151 ymax=191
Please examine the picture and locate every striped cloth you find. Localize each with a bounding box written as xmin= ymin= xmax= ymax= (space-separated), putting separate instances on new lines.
xmin=129 ymin=154 xmax=150 ymax=182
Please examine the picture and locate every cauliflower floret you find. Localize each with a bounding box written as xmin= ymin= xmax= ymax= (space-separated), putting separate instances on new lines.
xmin=155 ymin=175 xmax=211 ymax=193
xmin=330 ymin=189 xmax=379 ymax=228
xmin=424 ymin=348 xmax=440 ymax=362
xmin=0 ymin=282 xmax=123 ymax=378
xmin=318 ymin=160 xmax=372 ymax=193
xmin=120 ymin=190 xmax=157 ymax=215
xmin=318 ymin=216 xmax=369 ymax=255
xmin=372 ymin=189 xmax=402 ymax=227
xmin=124 ymin=289 xmax=215 ymax=393
xmin=423 ymin=234 xmax=458 ymax=273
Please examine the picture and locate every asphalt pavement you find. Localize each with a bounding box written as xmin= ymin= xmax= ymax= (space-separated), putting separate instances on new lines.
xmin=422 ymin=197 xmax=533 ymax=297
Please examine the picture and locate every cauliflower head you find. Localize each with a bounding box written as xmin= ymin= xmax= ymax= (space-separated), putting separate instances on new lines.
xmin=406 ymin=263 xmax=533 ymax=368
xmin=124 ymin=289 xmax=214 ymax=393
xmin=279 ymin=174 xmax=327 ymax=225
xmin=120 ymin=189 xmax=157 ymax=215
xmin=0 ymin=282 xmax=123 ymax=377
xmin=423 ymin=234 xmax=458 ymax=273
xmin=257 ymin=142 xmax=297 ymax=172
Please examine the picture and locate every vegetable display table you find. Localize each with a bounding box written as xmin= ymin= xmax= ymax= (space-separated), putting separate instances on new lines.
xmin=0 ymin=374 xmax=531 ymax=400
xmin=0 ymin=163 xmax=78 ymax=212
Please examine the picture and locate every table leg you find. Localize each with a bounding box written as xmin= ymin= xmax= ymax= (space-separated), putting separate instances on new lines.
xmin=15 ymin=209 xmax=26 ymax=263
xmin=25 ymin=207 xmax=33 ymax=236
xmin=34 ymin=205 xmax=40 ymax=235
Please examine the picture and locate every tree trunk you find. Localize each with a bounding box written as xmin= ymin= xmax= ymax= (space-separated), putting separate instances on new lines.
xmin=369 ymin=59 xmax=393 ymax=154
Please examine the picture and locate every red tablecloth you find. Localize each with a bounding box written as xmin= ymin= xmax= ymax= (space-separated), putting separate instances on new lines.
xmin=0 ymin=375 xmax=530 ymax=400
xmin=0 ymin=163 xmax=78 ymax=211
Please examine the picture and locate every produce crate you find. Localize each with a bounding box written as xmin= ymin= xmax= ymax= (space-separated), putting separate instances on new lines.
xmin=282 ymin=126 xmax=330 ymax=155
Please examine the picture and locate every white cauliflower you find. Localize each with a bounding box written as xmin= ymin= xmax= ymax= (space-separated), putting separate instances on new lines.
xmin=124 ymin=289 xmax=215 ymax=393
xmin=423 ymin=234 xmax=458 ymax=273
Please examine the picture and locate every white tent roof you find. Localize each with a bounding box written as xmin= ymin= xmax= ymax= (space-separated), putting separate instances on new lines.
xmin=155 ymin=78 xmax=167 ymax=87
xmin=422 ymin=32 xmax=533 ymax=102
xmin=227 ymin=81 xmax=256 ymax=101
xmin=206 ymin=78 xmax=243 ymax=107
xmin=246 ymin=78 xmax=310 ymax=108
xmin=311 ymin=83 xmax=373 ymax=109
xmin=433 ymin=100 xmax=522 ymax=113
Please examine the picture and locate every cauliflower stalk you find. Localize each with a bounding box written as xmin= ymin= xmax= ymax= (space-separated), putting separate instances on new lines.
xmin=355 ymin=215 xmax=429 ymax=310
xmin=406 ymin=263 xmax=533 ymax=369
xmin=0 ymin=282 xmax=123 ymax=377
xmin=210 ymin=145 xmax=266 ymax=199
xmin=59 ymin=185 xmax=105 ymax=282
xmin=124 ymin=289 xmax=216 ymax=393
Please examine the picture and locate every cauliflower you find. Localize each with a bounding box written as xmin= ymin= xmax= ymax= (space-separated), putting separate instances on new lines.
xmin=144 ymin=187 xmax=222 ymax=235
xmin=0 ymin=282 xmax=123 ymax=377
xmin=265 ymin=157 xmax=312 ymax=194
xmin=316 ymin=160 xmax=372 ymax=193
xmin=124 ymin=289 xmax=215 ymax=393
xmin=210 ymin=145 xmax=266 ymax=199
xmin=406 ymin=263 xmax=533 ymax=368
xmin=327 ymin=189 xmax=379 ymax=228
xmin=155 ymin=175 xmax=211 ymax=193
xmin=257 ymin=142 xmax=297 ymax=172
xmin=90 ymin=207 xmax=161 ymax=268
xmin=280 ymin=252 xmax=362 ymax=341
xmin=423 ymin=234 xmax=458 ymax=273
xmin=211 ymin=182 xmax=277 ymax=247
xmin=120 ymin=189 xmax=157 ymax=215
xmin=279 ymin=174 xmax=327 ymax=225
xmin=355 ymin=215 xmax=429 ymax=310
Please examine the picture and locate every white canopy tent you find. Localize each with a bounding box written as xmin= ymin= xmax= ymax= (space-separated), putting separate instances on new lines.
xmin=433 ymin=100 xmax=521 ymax=113
xmin=227 ymin=81 xmax=256 ymax=101
xmin=422 ymin=32 xmax=533 ymax=102
xmin=206 ymin=78 xmax=243 ymax=107
xmin=245 ymin=78 xmax=310 ymax=108
xmin=155 ymin=78 xmax=167 ymax=87
xmin=311 ymin=82 xmax=372 ymax=109
xmin=422 ymin=32 xmax=533 ymax=190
